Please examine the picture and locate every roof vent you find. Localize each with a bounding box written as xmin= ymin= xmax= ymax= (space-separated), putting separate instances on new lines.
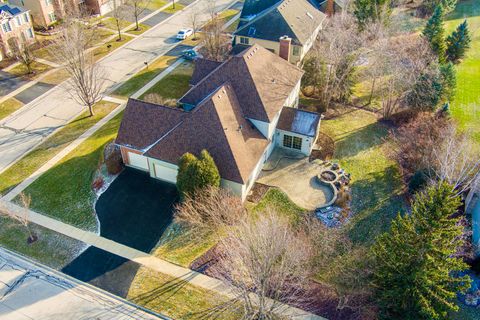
xmin=306 ymin=12 xmax=313 ymax=19
xmin=248 ymin=26 xmax=256 ymax=37
xmin=237 ymin=125 xmax=243 ymax=132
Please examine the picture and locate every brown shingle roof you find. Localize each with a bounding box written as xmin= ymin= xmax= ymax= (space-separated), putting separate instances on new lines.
xmin=179 ymin=45 xmax=304 ymax=123
xmin=190 ymin=59 xmax=222 ymax=86
xmin=115 ymin=99 xmax=185 ymax=150
xmin=145 ymin=84 xmax=269 ymax=184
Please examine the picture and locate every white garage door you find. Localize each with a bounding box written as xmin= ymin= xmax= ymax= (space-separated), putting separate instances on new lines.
xmin=154 ymin=163 xmax=178 ymax=183
xmin=128 ymin=152 xmax=149 ymax=171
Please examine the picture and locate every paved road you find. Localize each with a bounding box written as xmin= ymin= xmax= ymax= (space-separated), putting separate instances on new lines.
xmin=0 ymin=0 xmax=236 ymax=173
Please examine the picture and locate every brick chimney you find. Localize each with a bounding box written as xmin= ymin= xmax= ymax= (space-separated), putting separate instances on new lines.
xmin=279 ymin=36 xmax=291 ymax=62
xmin=326 ymin=0 xmax=335 ymax=16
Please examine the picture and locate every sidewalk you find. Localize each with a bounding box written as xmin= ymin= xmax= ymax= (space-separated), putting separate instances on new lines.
xmin=0 ymin=200 xmax=324 ymax=320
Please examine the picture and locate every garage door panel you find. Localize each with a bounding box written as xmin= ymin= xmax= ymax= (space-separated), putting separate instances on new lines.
xmin=128 ymin=152 xmax=149 ymax=171
xmin=154 ymin=163 xmax=178 ymax=183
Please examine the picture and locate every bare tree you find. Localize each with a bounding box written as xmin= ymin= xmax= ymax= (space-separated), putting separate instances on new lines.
xmin=111 ymin=0 xmax=128 ymax=41
xmin=174 ymin=186 xmax=246 ymax=233
xmin=201 ymin=0 xmax=230 ymax=61
xmin=8 ymin=37 xmax=35 ymax=74
xmin=302 ymin=13 xmax=364 ymax=110
xmin=429 ymin=125 xmax=480 ymax=196
xmin=0 ymin=193 xmax=36 ymax=243
xmin=208 ymin=209 xmax=313 ymax=319
xmin=50 ymin=19 xmax=105 ymax=116
xmin=125 ymin=0 xmax=151 ymax=31
xmin=190 ymin=10 xmax=200 ymax=40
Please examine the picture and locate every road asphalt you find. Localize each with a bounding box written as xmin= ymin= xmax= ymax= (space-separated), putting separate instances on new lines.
xmin=0 ymin=0 xmax=236 ymax=174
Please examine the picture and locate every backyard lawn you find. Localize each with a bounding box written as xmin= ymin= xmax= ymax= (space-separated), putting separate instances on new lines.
xmin=93 ymin=34 xmax=134 ymax=60
xmin=140 ymin=61 xmax=194 ymax=100
xmin=445 ymin=0 xmax=480 ymax=142
xmin=0 ymin=101 xmax=118 ymax=197
xmin=0 ymin=97 xmax=23 ymax=121
xmin=18 ymin=110 xmax=124 ymax=231
xmin=0 ymin=216 xmax=84 ymax=269
xmin=321 ymin=108 xmax=406 ymax=244
xmin=113 ymin=55 xmax=178 ymax=98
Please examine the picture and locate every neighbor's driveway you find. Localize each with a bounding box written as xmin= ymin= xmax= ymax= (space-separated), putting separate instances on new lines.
xmin=0 ymin=0 xmax=237 ymax=173
xmin=257 ymin=148 xmax=334 ymax=210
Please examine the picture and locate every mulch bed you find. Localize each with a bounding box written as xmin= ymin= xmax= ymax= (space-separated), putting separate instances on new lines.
xmin=246 ymin=182 xmax=271 ymax=203
xmin=310 ymin=133 xmax=335 ymax=161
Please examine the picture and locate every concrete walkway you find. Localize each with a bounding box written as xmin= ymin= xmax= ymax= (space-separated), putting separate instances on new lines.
xmin=0 ymin=200 xmax=324 ymax=320
xmin=0 ymin=0 xmax=236 ymax=174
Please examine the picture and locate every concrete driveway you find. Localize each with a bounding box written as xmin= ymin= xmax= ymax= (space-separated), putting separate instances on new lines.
xmin=257 ymin=148 xmax=335 ymax=210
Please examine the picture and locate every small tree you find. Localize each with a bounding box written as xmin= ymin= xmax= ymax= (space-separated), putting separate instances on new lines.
xmin=0 ymin=193 xmax=36 ymax=243
xmin=126 ymin=0 xmax=151 ymax=31
xmin=8 ymin=37 xmax=35 ymax=74
xmin=176 ymin=150 xmax=220 ymax=197
xmin=446 ymin=19 xmax=471 ymax=63
xmin=371 ymin=182 xmax=470 ymax=320
xmin=423 ymin=5 xmax=447 ymax=63
xmin=201 ymin=0 xmax=230 ymax=61
xmin=353 ymin=0 xmax=391 ymax=29
xmin=190 ymin=11 xmax=200 ymax=40
xmin=111 ymin=0 xmax=128 ymax=41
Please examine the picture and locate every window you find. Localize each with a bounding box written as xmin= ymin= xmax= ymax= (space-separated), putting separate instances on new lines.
xmin=16 ymin=16 xmax=21 ymax=26
xmin=239 ymin=37 xmax=249 ymax=45
xmin=48 ymin=12 xmax=56 ymax=22
xmin=292 ymin=46 xmax=300 ymax=56
xmin=292 ymin=136 xmax=302 ymax=150
xmin=26 ymin=28 xmax=34 ymax=38
xmin=2 ymin=22 xmax=11 ymax=33
xmin=283 ymin=134 xmax=302 ymax=150
xmin=23 ymin=13 xmax=29 ymax=23
xmin=45 ymin=0 xmax=53 ymax=5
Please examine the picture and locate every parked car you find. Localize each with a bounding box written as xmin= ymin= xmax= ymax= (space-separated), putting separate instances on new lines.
xmin=176 ymin=28 xmax=193 ymax=40
xmin=182 ymin=49 xmax=199 ymax=60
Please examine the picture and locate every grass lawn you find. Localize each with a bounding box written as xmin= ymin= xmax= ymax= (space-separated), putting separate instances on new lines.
xmin=321 ymin=108 xmax=406 ymax=244
xmin=181 ymin=32 xmax=204 ymax=46
xmin=0 ymin=101 xmax=118 ymax=197
xmin=90 ymin=28 xmax=116 ymax=46
xmin=128 ymin=266 xmax=240 ymax=319
xmin=126 ymin=24 xmax=151 ymax=35
xmin=13 ymin=108 xmax=123 ymax=232
xmin=41 ymin=67 xmax=70 ymax=85
xmin=203 ymin=9 xmax=239 ymax=30
xmin=252 ymin=188 xmax=307 ymax=226
xmin=101 ymin=17 xmax=133 ymax=32
xmin=163 ymin=3 xmax=185 ymax=14
xmin=0 ymin=97 xmax=23 ymax=121
xmin=445 ymin=0 xmax=480 ymax=143
xmin=152 ymin=223 xmax=217 ymax=267
xmin=140 ymin=61 xmax=193 ymax=100
xmin=93 ymin=34 xmax=134 ymax=61
xmin=8 ymin=61 xmax=52 ymax=80
xmin=0 ymin=216 xmax=84 ymax=269
xmin=113 ymin=55 xmax=177 ymax=98
xmin=451 ymin=304 xmax=480 ymax=320
xmin=146 ymin=0 xmax=167 ymax=11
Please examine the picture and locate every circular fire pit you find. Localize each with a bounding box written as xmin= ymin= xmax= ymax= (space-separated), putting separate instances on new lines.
xmin=320 ymin=170 xmax=337 ymax=182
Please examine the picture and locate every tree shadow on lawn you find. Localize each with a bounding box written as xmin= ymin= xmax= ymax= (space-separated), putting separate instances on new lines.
xmin=332 ymin=121 xmax=389 ymax=159
xmin=347 ymin=165 xmax=408 ymax=245
xmin=445 ymin=0 xmax=480 ymax=21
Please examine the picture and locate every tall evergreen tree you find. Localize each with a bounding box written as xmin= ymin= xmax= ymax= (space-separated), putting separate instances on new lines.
xmin=440 ymin=62 xmax=457 ymax=102
xmin=446 ymin=20 xmax=472 ymax=62
xmin=423 ymin=5 xmax=447 ymax=63
xmin=371 ymin=182 xmax=471 ymax=320
xmin=354 ymin=0 xmax=391 ymax=29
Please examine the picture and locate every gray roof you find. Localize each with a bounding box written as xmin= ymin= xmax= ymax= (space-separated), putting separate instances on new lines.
xmin=0 ymin=3 xmax=26 ymax=16
xmin=235 ymin=0 xmax=326 ymax=46
xmin=277 ymin=107 xmax=321 ymax=137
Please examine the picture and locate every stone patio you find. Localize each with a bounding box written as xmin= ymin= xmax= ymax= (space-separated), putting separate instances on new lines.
xmin=257 ymin=148 xmax=335 ymax=210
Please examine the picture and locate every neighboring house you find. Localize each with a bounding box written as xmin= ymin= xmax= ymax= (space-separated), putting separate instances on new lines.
xmin=232 ymin=0 xmax=326 ymax=65
xmin=318 ymin=0 xmax=346 ymax=15
xmin=116 ymin=45 xmax=322 ymax=201
xmin=0 ymin=3 xmax=34 ymax=60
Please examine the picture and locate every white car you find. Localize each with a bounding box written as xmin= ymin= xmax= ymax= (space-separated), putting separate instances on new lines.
xmin=176 ymin=28 xmax=193 ymax=40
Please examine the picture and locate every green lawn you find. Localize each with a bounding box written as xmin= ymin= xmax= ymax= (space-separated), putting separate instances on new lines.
xmin=140 ymin=61 xmax=193 ymax=100
xmin=17 ymin=110 xmax=124 ymax=231
xmin=162 ymin=3 xmax=185 ymax=14
xmin=41 ymin=67 xmax=70 ymax=85
xmin=101 ymin=17 xmax=132 ymax=32
xmin=146 ymin=0 xmax=167 ymax=11
xmin=113 ymin=55 xmax=177 ymax=98
xmin=0 ymin=216 xmax=83 ymax=269
xmin=93 ymin=34 xmax=134 ymax=61
xmin=8 ymin=61 xmax=52 ymax=80
xmin=0 ymin=97 xmax=23 ymax=121
xmin=252 ymin=188 xmax=307 ymax=226
xmin=321 ymin=109 xmax=406 ymax=244
xmin=127 ymin=266 xmax=240 ymax=319
xmin=0 ymin=101 xmax=118 ymax=197
xmin=126 ymin=24 xmax=151 ymax=35
xmin=445 ymin=0 xmax=480 ymax=142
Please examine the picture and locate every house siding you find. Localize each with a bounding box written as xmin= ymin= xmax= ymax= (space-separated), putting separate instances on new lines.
xmin=275 ymin=129 xmax=315 ymax=155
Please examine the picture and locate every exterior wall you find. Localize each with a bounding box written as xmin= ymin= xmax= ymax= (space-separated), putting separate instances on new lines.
xmin=0 ymin=11 xmax=35 ymax=58
xmin=148 ymin=157 xmax=178 ymax=184
xmin=9 ymin=0 xmax=57 ymax=28
xmin=275 ymin=129 xmax=315 ymax=156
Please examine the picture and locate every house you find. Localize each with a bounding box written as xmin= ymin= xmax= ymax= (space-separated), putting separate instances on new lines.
xmin=232 ymin=0 xmax=326 ymax=65
xmin=0 ymin=3 xmax=34 ymax=60
xmin=318 ymin=0 xmax=346 ymax=16
xmin=115 ymin=45 xmax=322 ymax=201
